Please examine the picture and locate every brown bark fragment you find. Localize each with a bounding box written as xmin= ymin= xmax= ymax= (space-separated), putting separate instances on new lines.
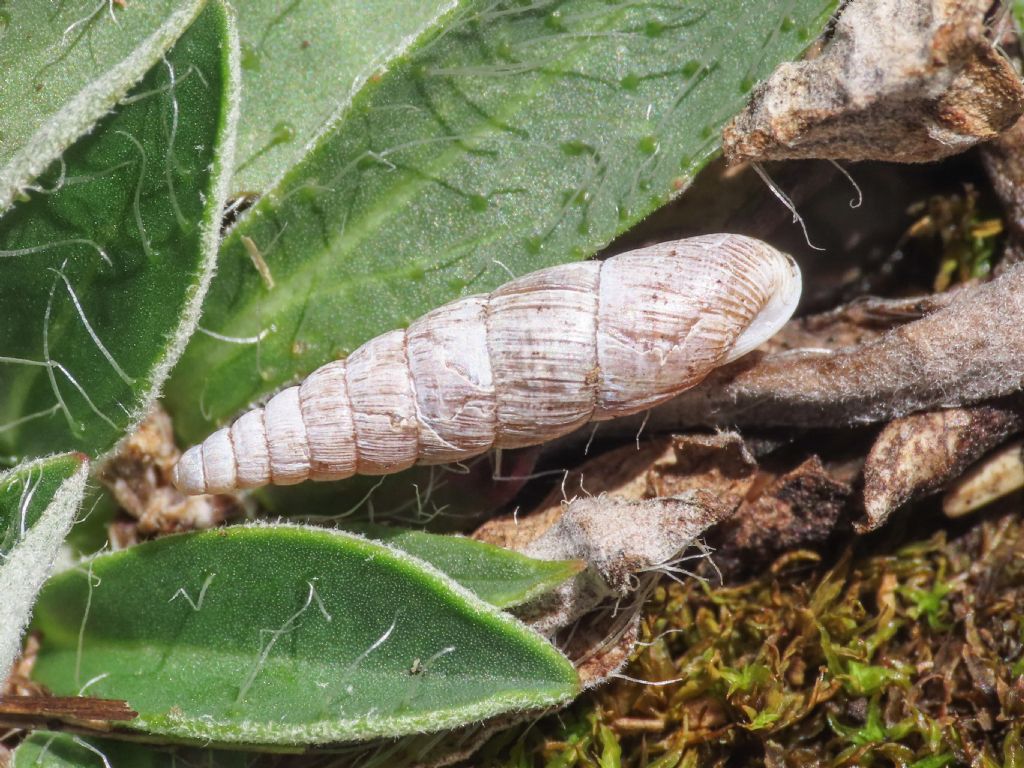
xmin=0 ymin=695 xmax=136 ymax=723
xmin=0 ymin=638 xmax=137 ymax=732
xmin=725 ymin=0 xmax=1024 ymax=164
xmin=860 ymin=403 xmax=1024 ymax=530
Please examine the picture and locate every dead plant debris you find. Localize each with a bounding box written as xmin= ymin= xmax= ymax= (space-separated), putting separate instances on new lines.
xmin=724 ymin=0 xmax=1024 ymax=164
xmin=480 ymin=511 xmax=1024 ymax=767
xmin=497 ymin=433 xmax=857 ymax=575
xmin=861 ymin=402 xmax=1024 ymax=530
xmin=99 ymin=407 xmax=238 ymax=536
xmin=944 ymin=438 xmax=1024 ymax=516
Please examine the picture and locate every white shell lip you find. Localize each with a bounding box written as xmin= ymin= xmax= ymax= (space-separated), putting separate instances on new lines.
xmin=722 ymin=249 xmax=801 ymax=364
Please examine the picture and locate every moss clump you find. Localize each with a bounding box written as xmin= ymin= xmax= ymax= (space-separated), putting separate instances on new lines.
xmin=902 ymin=185 xmax=1002 ymax=292
xmin=483 ymin=512 xmax=1024 ymax=767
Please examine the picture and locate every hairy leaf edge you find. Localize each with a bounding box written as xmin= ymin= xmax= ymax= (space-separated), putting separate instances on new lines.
xmin=232 ymin=0 xmax=462 ymax=215
xmin=48 ymin=520 xmax=579 ymax=745
xmin=0 ymin=0 xmax=209 ymax=215
xmin=101 ymin=0 xmax=241 ymax=464
xmin=0 ymin=454 xmax=89 ymax=681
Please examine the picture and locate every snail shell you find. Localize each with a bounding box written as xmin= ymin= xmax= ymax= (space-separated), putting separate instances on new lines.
xmin=174 ymin=234 xmax=801 ymax=494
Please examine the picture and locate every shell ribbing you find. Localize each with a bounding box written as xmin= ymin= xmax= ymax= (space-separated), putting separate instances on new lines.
xmin=172 ymin=235 xmax=800 ymax=495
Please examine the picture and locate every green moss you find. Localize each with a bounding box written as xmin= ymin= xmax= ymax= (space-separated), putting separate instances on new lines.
xmin=488 ymin=512 xmax=1024 ymax=766
xmin=903 ymin=186 xmax=1003 ymax=292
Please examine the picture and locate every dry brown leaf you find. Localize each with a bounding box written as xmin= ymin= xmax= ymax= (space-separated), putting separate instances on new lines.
xmin=725 ymin=0 xmax=1024 ymax=163
xmin=569 ymin=613 xmax=641 ymax=690
xmin=516 ymin=491 xmax=734 ymax=636
xmin=523 ymin=492 xmax=733 ymax=597
xmin=477 ymin=433 xmax=757 ymax=550
xmin=712 ymin=457 xmax=852 ymax=567
xmin=860 ymin=403 xmax=1024 ymax=530
xmin=647 ymin=433 xmax=759 ymax=501
xmin=486 ymin=431 xmax=852 ymax=588
xmin=478 ymin=488 xmax=727 ymax=698
xmin=1 ymin=635 xmax=39 ymax=699
xmin=943 ymin=437 xmax=1024 ymax=515
xmin=474 ymin=439 xmax=676 ymax=550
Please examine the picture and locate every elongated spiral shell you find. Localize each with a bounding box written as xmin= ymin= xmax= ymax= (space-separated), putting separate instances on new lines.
xmin=174 ymin=234 xmax=801 ymax=494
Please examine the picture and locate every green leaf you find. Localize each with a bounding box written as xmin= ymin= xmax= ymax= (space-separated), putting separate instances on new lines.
xmin=231 ymin=0 xmax=455 ymax=195
xmin=257 ymin=448 xmax=540 ymax=533
xmin=0 ymin=453 xmax=88 ymax=681
xmin=839 ymin=660 xmax=911 ymax=697
xmin=597 ymin=724 xmax=623 ymax=768
xmin=0 ymin=0 xmax=208 ymax=213
xmin=165 ymin=0 xmax=836 ymax=443
xmin=12 ymin=732 xmax=248 ymax=768
xmin=0 ymin=1 xmax=240 ymax=461
xmin=349 ymin=523 xmax=583 ymax=608
xmin=30 ymin=524 xmax=579 ymax=746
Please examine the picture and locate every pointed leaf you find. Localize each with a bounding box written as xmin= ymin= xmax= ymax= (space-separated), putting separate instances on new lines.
xmin=30 ymin=524 xmax=578 ymax=746
xmin=0 ymin=1 xmax=240 ymax=461
xmin=12 ymin=732 xmax=247 ymax=768
xmin=350 ymin=523 xmax=583 ymax=608
xmin=0 ymin=0 xmax=208 ymax=213
xmin=165 ymin=0 xmax=836 ymax=443
xmin=232 ymin=0 xmax=455 ymax=194
xmin=0 ymin=453 xmax=89 ymax=681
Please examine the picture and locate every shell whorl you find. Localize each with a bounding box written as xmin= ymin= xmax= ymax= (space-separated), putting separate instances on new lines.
xmin=172 ymin=234 xmax=800 ymax=495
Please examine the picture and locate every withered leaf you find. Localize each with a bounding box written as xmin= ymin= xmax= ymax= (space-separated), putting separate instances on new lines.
xmin=474 ymin=438 xmax=676 ymax=551
xmin=725 ymin=0 xmax=1024 ymax=163
xmin=515 ymin=492 xmax=734 ymax=636
xmin=712 ymin=456 xmax=852 ymax=567
xmin=943 ymin=437 xmax=1024 ymax=516
xmin=861 ymin=403 xmax=1024 ymax=530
